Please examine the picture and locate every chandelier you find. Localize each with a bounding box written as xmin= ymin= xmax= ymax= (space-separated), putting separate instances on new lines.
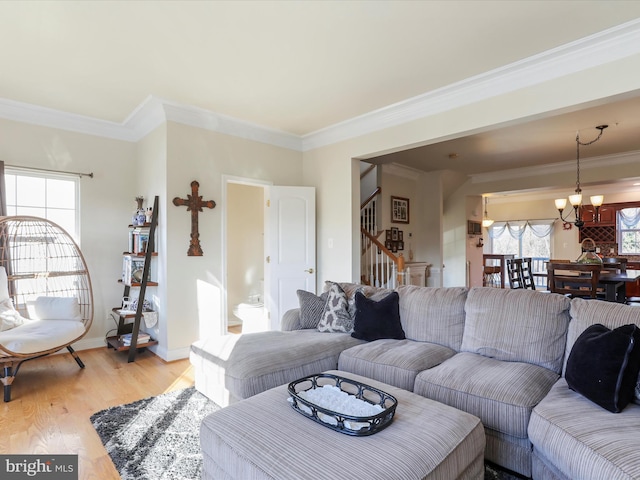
xmin=554 ymin=125 xmax=608 ymax=228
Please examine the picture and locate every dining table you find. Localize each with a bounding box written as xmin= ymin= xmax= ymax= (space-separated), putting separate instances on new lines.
xmin=598 ymin=269 xmax=640 ymax=303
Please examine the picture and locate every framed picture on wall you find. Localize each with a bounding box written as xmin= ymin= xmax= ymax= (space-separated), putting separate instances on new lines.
xmin=467 ymin=220 xmax=482 ymax=235
xmin=391 ymin=227 xmax=399 ymax=241
xmin=391 ymin=196 xmax=410 ymax=224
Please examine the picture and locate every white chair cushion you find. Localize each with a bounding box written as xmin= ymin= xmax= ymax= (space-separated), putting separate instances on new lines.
xmin=32 ymin=296 xmax=82 ymax=321
xmin=0 ymin=320 xmax=85 ymax=356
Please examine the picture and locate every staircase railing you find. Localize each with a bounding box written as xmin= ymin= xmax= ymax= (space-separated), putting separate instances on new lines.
xmin=360 ymin=187 xmax=406 ymax=288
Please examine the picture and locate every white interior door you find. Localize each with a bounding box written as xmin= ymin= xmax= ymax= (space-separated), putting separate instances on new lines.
xmin=266 ymin=186 xmax=316 ymax=330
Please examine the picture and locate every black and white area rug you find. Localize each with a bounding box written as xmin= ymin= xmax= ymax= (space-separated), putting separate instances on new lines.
xmin=90 ymin=387 xmax=220 ymax=480
xmin=91 ymin=387 xmax=521 ymax=480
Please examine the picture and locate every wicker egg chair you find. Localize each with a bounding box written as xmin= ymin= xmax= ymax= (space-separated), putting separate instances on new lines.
xmin=0 ymin=216 xmax=93 ymax=401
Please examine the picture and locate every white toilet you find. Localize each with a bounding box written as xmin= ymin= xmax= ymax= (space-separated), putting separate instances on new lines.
xmin=233 ymin=290 xmax=267 ymax=333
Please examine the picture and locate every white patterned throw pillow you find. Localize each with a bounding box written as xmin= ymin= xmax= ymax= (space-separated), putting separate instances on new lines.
xmin=317 ymin=283 xmax=353 ymax=333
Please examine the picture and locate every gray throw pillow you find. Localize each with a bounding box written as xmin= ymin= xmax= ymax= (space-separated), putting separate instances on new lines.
xmin=317 ymin=283 xmax=353 ymax=333
xmin=296 ymin=290 xmax=328 ymax=329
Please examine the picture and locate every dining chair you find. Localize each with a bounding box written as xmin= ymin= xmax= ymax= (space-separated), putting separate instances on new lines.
xmin=547 ymin=262 xmax=601 ymax=299
xmin=506 ymin=258 xmax=524 ymax=289
xmin=601 ymin=257 xmax=627 ymax=272
xmin=521 ymin=257 xmax=536 ymax=290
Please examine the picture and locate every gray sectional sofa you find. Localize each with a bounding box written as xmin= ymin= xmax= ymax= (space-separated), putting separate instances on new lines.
xmin=190 ymin=283 xmax=640 ymax=479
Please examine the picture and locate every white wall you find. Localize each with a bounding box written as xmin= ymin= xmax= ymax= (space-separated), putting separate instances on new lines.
xmin=133 ymin=125 xmax=168 ymax=354
xmin=465 ymin=195 xmax=485 ymax=288
xmin=380 ymin=165 xmax=417 ymax=249
xmin=0 ymin=118 xmax=136 ymax=349
xmin=164 ymin=122 xmax=303 ymax=358
xmin=227 ymin=183 xmax=264 ymax=320
xmin=442 ymin=190 xmax=469 ymax=287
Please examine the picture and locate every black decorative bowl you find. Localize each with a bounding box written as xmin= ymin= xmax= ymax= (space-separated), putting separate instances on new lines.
xmin=287 ymin=373 xmax=397 ymax=436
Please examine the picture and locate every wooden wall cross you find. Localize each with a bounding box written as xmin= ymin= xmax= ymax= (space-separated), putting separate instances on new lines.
xmin=172 ymin=180 xmax=216 ymax=256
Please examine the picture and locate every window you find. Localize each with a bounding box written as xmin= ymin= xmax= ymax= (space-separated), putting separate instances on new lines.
xmin=489 ymin=221 xmax=552 ymax=258
xmin=618 ymin=208 xmax=640 ymax=254
xmin=4 ymin=169 xmax=80 ymax=242
xmin=489 ymin=221 xmax=553 ymax=287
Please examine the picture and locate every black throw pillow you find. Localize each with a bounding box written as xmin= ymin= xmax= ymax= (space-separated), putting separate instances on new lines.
xmin=566 ymin=323 xmax=640 ymax=413
xmin=351 ymin=291 xmax=405 ymax=342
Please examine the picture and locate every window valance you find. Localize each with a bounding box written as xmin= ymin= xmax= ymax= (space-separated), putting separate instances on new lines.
xmin=619 ymin=208 xmax=640 ymax=229
xmin=487 ymin=219 xmax=555 ymax=240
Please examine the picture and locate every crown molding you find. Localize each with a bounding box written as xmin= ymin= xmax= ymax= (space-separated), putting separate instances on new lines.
xmin=0 ymin=97 xmax=136 ymax=141
xmin=470 ymin=149 xmax=640 ymax=184
xmin=382 ymin=162 xmax=425 ymax=180
xmin=0 ymin=94 xmax=303 ymax=149
xmin=301 ymin=18 xmax=640 ymax=151
xmin=158 ymin=98 xmax=302 ymax=151
xmin=0 ymin=19 xmax=639 ymax=152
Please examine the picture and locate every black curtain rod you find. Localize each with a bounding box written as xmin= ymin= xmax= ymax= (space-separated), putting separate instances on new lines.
xmin=6 ymin=165 xmax=93 ymax=178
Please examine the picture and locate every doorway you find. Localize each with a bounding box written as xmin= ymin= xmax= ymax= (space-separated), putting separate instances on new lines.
xmin=225 ymin=180 xmax=266 ymax=334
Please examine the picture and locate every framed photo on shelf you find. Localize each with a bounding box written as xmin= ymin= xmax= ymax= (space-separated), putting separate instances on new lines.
xmin=391 ymin=196 xmax=410 ymax=224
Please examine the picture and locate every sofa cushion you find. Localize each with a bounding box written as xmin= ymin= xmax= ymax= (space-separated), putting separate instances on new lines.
xmin=414 ymin=351 xmax=559 ymax=439
xmin=325 ymin=281 xmax=388 ymax=299
xmin=317 ymin=283 xmax=353 ymax=333
xmin=461 ymin=288 xmax=571 ymax=373
xmin=190 ymin=330 xmax=365 ymax=400
xmin=338 ymin=338 xmax=456 ymax=391
xmin=351 ymin=291 xmax=405 ymax=342
xmin=396 ymin=285 xmax=467 ymax=349
xmin=529 ymin=378 xmax=640 ymax=480
xmin=565 ymin=323 xmax=640 ymax=413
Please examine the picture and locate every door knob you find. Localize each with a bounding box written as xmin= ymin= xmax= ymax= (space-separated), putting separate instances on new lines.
xmin=304 ymin=268 xmax=314 ymax=274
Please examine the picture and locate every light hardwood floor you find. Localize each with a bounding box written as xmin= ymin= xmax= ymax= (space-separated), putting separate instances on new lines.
xmin=0 ymin=347 xmax=195 ymax=480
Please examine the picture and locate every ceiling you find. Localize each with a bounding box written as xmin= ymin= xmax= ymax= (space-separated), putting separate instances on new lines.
xmin=1 ymin=1 xmax=640 ymax=179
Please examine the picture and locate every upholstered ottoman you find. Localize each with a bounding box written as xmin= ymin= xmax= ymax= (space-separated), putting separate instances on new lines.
xmin=200 ymin=370 xmax=485 ymax=480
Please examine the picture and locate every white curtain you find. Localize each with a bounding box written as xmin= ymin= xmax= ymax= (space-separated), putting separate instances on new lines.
xmin=619 ymin=208 xmax=640 ymax=228
xmin=488 ymin=219 xmax=554 ymax=239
